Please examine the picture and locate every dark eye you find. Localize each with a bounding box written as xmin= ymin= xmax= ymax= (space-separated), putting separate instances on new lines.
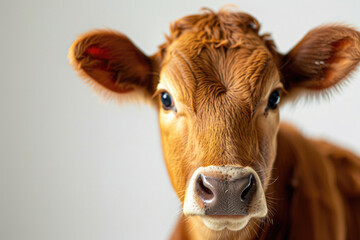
xmin=267 ymin=90 xmax=280 ymax=110
xmin=160 ymin=92 xmax=174 ymax=110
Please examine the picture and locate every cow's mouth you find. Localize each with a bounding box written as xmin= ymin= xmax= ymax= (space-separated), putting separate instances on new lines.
xmin=183 ymin=165 xmax=268 ymax=231
xmin=200 ymin=215 xmax=251 ymax=231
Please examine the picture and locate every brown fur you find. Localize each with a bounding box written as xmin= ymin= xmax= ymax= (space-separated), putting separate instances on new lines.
xmin=69 ymin=7 xmax=360 ymax=240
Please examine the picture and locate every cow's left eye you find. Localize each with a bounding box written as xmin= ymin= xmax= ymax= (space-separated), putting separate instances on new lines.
xmin=160 ymin=91 xmax=175 ymax=111
xmin=267 ymin=90 xmax=280 ymax=110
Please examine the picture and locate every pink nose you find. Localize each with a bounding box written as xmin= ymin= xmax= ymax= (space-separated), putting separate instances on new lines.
xmin=196 ymin=173 xmax=257 ymax=215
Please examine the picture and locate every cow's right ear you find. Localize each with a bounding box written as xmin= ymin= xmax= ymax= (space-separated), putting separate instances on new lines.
xmin=69 ymin=30 xmax=157 ymax=102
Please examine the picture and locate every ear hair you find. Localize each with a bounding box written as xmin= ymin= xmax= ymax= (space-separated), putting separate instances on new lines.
xmin=279 ymin=79 xmax=351 ymax=108
xmin=74 ymin=72 xmax=156 ymax=106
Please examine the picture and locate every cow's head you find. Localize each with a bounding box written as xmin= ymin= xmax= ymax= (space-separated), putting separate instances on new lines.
xmin=69 ymin=8 xmax=360 ymax=232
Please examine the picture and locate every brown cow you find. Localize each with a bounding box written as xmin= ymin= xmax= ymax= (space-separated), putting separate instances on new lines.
xmin=69 ymin=7 xmax=360 ymax=240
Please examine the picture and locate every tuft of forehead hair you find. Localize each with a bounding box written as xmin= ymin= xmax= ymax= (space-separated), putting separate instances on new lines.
xmin=158 ymin=6 xmax=278 ymax=59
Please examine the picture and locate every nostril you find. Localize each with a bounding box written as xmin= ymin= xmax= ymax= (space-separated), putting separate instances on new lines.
xmin=240 ymin=174 xmax=256 ymax=202
xmin=199 ymin=176 xmax=212 ymax=194
xmin=197 ymin=174 xmax=214 ymax=201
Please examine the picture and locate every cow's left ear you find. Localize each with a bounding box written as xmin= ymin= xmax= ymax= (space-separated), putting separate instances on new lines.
xmin=69 ymin=29 xmax=157 ymax=103
xmin=281 ymin=25 xmax=360 ymax=92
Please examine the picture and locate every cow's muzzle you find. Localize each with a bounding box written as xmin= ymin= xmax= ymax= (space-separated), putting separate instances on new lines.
xmin=183 ymin=165 xmax=267 ymax=231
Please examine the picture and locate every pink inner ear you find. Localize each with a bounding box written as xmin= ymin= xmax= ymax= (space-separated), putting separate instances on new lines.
xmin=84 ymin=45 xmax=135 ymax=94
xmin=85 ymin=46 xmax=110 ymax=59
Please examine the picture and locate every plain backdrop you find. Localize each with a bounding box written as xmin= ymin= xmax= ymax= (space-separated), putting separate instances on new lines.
xmin=1 ymin=0 xmax=359 ymax=239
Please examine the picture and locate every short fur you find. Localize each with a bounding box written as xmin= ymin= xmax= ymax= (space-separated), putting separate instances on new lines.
xmin=69 ymin=7 xmax=360 ymax=240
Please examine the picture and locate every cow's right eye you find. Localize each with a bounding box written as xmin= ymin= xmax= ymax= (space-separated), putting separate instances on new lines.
xmin=267 ymin=89 xmax=281 ymax=110
xmin=160 ymin=92 xmax=175 ymax=111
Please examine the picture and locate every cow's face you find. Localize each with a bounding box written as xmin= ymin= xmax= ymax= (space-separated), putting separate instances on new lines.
xmin=69 ymin=8 xmax=360 ymax=233
xmin=156 ymin=29 xmax=282 ymax=230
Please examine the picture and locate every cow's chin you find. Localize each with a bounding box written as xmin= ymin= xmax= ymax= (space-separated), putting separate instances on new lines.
xmin=200 ymin=215 xmax=251 ymax=231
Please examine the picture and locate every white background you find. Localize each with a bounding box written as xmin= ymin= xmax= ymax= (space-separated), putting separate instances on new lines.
xmin=0 ymin=0 xmax=359 ymax=239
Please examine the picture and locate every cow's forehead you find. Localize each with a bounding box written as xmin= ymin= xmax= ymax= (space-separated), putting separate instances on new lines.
xmin=159 ymin=35 xmax=280 ymax=116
